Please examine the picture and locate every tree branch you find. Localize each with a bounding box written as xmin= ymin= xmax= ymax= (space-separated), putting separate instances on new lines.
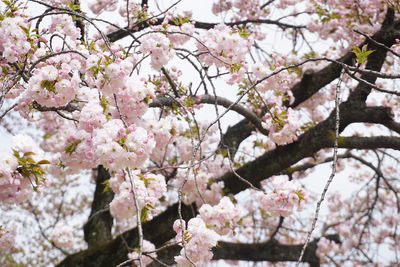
xmin=220 ymin=104 xmax=398 ymax=194
xmin=213 ymin=235 xmax=340 ymax=265
xmin=347 ymin=9 xmax=397 ymax=102
xmin=107 ymin=18 xmax=304 ymax=42
xmin=147 ymin=234 xmax=341 ymax=267
xmin=150 ymin=95 xmax=268 ymax=135
xmin=57 ymin=203 xmax=194 ymax=267
xmin=221 ymin=11 xmax=400 ymax=159
xmin=83 ymin=165 xmax=114 ymax=248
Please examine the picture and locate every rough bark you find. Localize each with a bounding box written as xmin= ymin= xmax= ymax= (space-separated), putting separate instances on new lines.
xmin=147 ymin=234 xmax=340 ymax=267
xmin=58 ymin=204 xmax=194 ymax=267
xmin=83 ymin=165 xmax=114 ymax=248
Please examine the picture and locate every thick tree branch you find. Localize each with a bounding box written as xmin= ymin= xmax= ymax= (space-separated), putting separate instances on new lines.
xmin=57 ymin=203 xmax=194 ymax=267
xmin=291 ymin=9 xmax=397 ymax=107
xmin=221 ymin=104 xmax=398 ymax=194
xmin=220 ymin=118 xmax=255 ymax=156
xmin=83 ymin=165 xmax=114 ymax=248
xmin=150 ymin=95 xmax=268 ymax=135
xmin=32 ymin=101 xmax=80 ymax=113
xmin=107 ymin=18 xmax=304 ymax=42
xmin=213 ymin=234 xmax=340 ymax=266
xmin=348 ymin=9 xmax=397 ymax=102
xmin=338 ymin=136 xmax=400 ymax=150
xmin=221 ymin=10 xmax=400 ymax=158
xmin=280 ymin=153 xmax=351 ymax=176
xmin=148 ymin=234 xmax=341 ymax=267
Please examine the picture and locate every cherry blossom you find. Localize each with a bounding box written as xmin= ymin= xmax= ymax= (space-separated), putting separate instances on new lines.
xmin=1 ymin=1 xmax=400 ymax=266
xmin=51 ymin=225 xmax=74 ymax=249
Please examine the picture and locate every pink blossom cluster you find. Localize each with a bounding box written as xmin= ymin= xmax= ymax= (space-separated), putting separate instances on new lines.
xmin=0 ymin=134 xmax=45 ymax=203
xmin=306 ymin=0 xmax=385 ymax=43
xmin=316 ymin=237 xmax=340 ymax=262
xmin=211 ymin=0 xmax=232 ymax=14
xmin=0 ymin=16 xmax=31 ymax=63
xmin=169 ymin=128 xmax=228 ymax=206
xmin=256 ymin=176 xmax=306 ymax=217
xmin=297 ymin=89 xmax=332 ymax=122
xmin=49 ymin=14 xmax=82 ymax=41
xmin=212 ymin=0 xmax=265 ymax=20
xmin=110 ymin=78 xmax=156 ymax=124
xmin=139 ymin=33 xmax=174 ymax=70
xmin=109 ymin=170 xmax=166 ymax=220
xmin=151 ymin=13 xmax=195 ymax=46
xmin=127 ymin=239 xmax=157 ymax=266
xmin=85 ymin=54 xmax=137 ymax=96
xmin=175 ymin=122 xmax=220 ymax=162
xmin=197 ymin=24 xmax=252 ymax=68
xmin=93 ymin=119 xmax=156 ymax=171
xmin=89 ymin=0 xmax=118 ymax=14
xmin=51 ymin=225 xmax=74 ymax=249
xmin=44 ymin=0 xmax=73 ymax=8
xmin=60 ymin=130 xmax=98 ymax=172
xmin=38 ymin=79 xmax=156 ymax=172
xmin=262 ymin=106 xmax=300 ymax=146
xmin=252 ymin=62 xmax=298 ymax=94
xmin=0 ymin=153 xmax=23 ymax=203
xmin=36 ymin=113 xmax=71 ymax=150
xmin=276 ymin=0 xmax=298 ymax=9
xmin=78 ymin=101 xmax=108 ymax=133
xmin=0 ymin=225 xmax=16 ymax=253
xmin=199 ymin=196 xmax=242 ymax=235
xmin=171 ymin=168 xmax=225 ymax=206
xmin=0 ymin=178 xmax=31 ymax=205
xmin=118 ymin=0 xmax=140 ymax=16
xmin=172 ymin=197 xmax=243 ymax=265
xmin=231 ymin=0 xmax=262 ymax=19
xmin=173 ymin=218 xmax=220 ymax=266
xmin=146 ymin=118 xmax=177 ymax=162
xmin=147 ymin=118 xmax=175 ymax=148
xmin=27 ymin=57 xmax=82 ymax=107
xmin=322 ymin=187 xmax=400 ymax=261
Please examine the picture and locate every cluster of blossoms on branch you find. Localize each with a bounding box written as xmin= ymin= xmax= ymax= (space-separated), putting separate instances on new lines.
xmin=172 ymin=196 xmax=242 ymax=266
xmin=0 ymin=134 xmax=48 ymax=204
xmin=2 ymin=0 xmax=400 ymax=266
xmin=256 ymin=176 xmax=306 ymax=217
xmin=0 ymin=225 xmax=15 ymax=254
xmin=109 ymin=170 xmax=166 ymax=220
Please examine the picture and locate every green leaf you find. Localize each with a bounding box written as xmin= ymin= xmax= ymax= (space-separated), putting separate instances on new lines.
xmin=64 ymin=139 xmax=82 ymax=155
xmin=260 ymin=209 xmax=269 ymax=218
xmin=19 ymin=25 xmax=30 ymax=35
xmin=37 ymin=160 xmax=51 ymax=165
xmin=40 ymin=80 xmax=57 ymax=93
xmin=102 ymin=180 xmax=111 ymax=193
xmin=237 ymin=26 xmax=250 ymax=38
xmin=68 ymin=1 xmax=80 ymax=11
xmin=230 ymin=62 xmax=242 ymax=73
xmin=100 ymin=96 xmax=109 ymax=112
xmin=352 ymin=44 xmax=375 ymax=64
xmin=23 ymin=152 xmax=36 ymax=157
xmin=140 ymin=206 xmax=149 ymax=222
xmin=295 ymin=191 xmax=305 ymax=201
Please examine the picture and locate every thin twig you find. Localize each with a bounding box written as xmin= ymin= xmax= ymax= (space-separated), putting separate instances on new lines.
xmin=0 ymin=103 xmax=17 ymax=121
xmin=296 ymin=68 xmax=344 ymax=265
xmin=125 ymin=168 xmax=144 ymax=267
